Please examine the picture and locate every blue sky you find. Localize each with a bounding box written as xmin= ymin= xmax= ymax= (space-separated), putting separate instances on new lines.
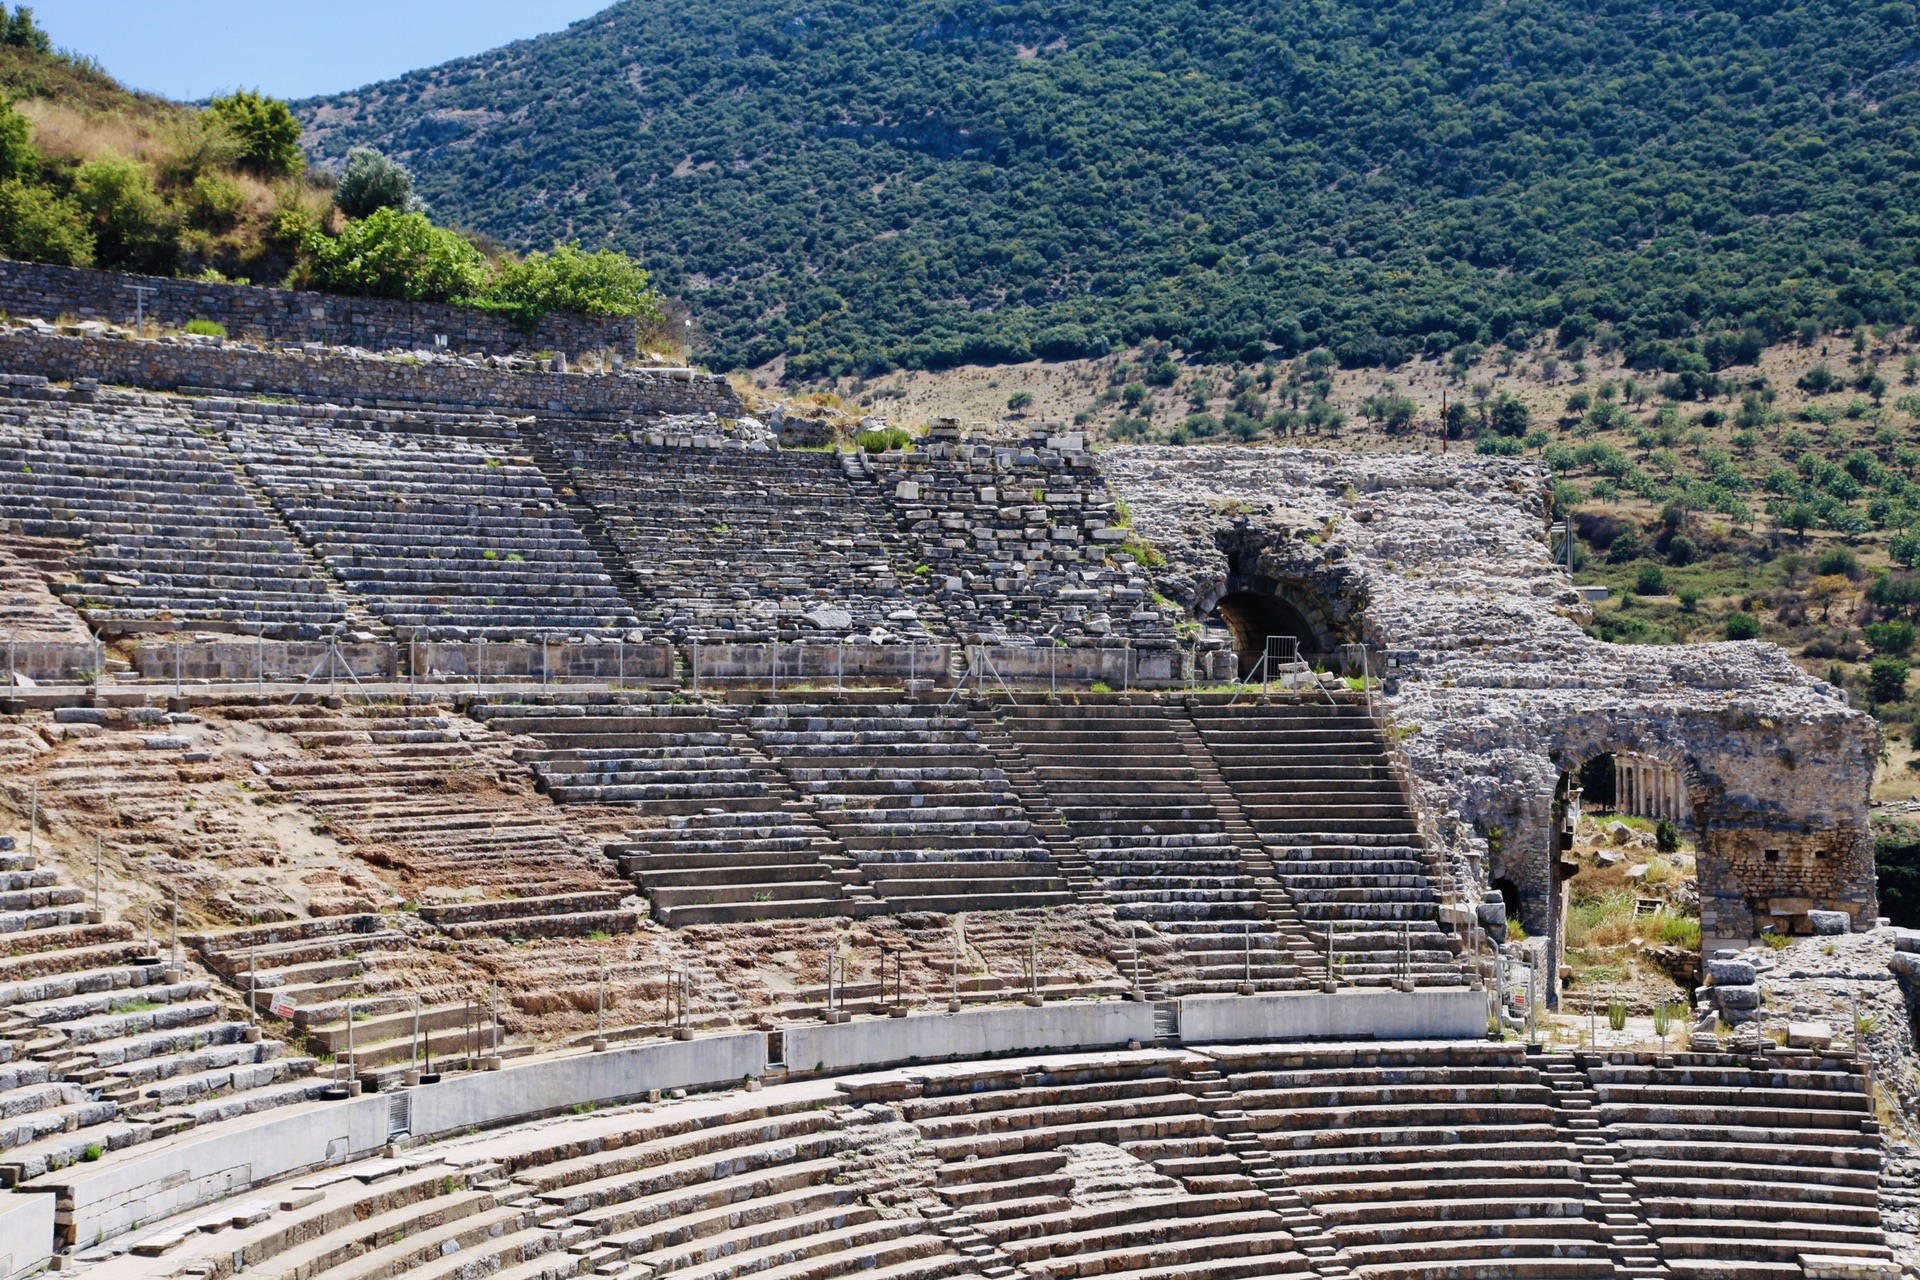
xmin=32 ymin=1 xmax=615 ymax=101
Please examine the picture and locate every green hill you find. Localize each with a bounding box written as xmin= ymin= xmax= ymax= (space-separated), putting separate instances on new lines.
xmin=295 ymin=0 xmax=1920 ymax=377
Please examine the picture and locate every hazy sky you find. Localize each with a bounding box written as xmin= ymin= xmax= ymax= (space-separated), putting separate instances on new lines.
xmin=32 ymin=1 xmax=615 ymax=101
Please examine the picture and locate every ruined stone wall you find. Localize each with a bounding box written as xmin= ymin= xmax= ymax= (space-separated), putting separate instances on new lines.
xmin=1099 ymin=445 xmax=1879 ymax=971
xmin=0 ymin=326 xmax=739 ymax=420
xmin=864 ymin=426 xmax=1187 ymax=649
xmin=0 ymin=258 xmax=636 ymax=356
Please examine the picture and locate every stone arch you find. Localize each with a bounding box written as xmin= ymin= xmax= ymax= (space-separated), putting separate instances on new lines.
xmin=1196 ymin=574 xmax=1346 ymax=677
xmin=1513 ymin=738 xmax=1719 ymax=1009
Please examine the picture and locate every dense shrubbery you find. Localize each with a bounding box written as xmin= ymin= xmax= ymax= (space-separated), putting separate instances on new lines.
xmin=297 ymin=0 xmax=1920 ymax=374
xmin=0 ymin=24 xmax=663 ymax=330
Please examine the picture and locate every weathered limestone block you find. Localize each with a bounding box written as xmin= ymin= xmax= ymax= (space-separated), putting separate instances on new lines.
xmin=1706 ymin=958 xmax=1757 ymax=986
xmin=1807 ymin=909 xmax=1852 ymax=935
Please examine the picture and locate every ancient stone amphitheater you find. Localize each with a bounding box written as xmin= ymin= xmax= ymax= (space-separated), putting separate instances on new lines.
xmin=0 ymin=265 xmax=1899 ymax=1279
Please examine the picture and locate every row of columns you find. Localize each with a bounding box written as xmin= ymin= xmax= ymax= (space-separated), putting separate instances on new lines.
xmin=1617 ymin=753 xmax=1686 ymax=824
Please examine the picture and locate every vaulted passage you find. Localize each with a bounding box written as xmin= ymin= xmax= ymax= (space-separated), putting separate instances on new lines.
xmin=1212 ymin=590 xmax=1322 ymax=678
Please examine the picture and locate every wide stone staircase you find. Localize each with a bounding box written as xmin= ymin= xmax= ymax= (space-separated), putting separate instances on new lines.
xmin=229 ymin=406 xmax=640 ymax=639
xmin=1187 ymin=699 xmax=1465 ymax=987
xmin=0 ymin=836 xmax=328 ymax=1187
xmin=192 ymin=916 xmax=504 ymax=1083
xmin=85 ymin=1085 xmax=969 ymax=1280
xmin=746 ymin=699 xmax=1073 ymax=916
xmin=244 ymin=701 xmax=637 ymax=941
xmin=997 ymin=700 xmax=1305 ymax=995
xmin=476 ymin=697 xmax=861 ymax=926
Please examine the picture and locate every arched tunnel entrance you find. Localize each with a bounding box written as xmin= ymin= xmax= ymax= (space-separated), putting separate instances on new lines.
xmin=1212 ymin=590 xmax=1327 ymax=679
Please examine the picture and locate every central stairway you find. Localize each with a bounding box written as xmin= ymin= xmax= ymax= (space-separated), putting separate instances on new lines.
xmin=1188 ymin=699 xmax=1466 ymax=987
xmin=997 ymin=700 xmax=1305 ymax=994
xmin=746 ymin=698 xmax=1073 ymax=916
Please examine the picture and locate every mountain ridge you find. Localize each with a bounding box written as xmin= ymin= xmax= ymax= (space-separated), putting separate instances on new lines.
xmin=296 ymin=0 xmax=1920 ymax=377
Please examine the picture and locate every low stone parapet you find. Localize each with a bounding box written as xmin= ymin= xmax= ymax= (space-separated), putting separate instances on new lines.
xmin=686 ymin=642 xmax=953 ymax=685
xmin=0 ymin=329 xmax=740 ymax=420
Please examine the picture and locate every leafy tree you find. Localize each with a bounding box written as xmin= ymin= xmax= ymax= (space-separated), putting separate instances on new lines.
xmin=333 ymin=147 xmax=421 ymax=219
xmin=0 ymin=6 xmax=50 ymax=53
xmin=207 ymin=90 xmax=304 ymax=177
xmin=1816 ymin=546 xmax=1863 ymax=580
xmin=1891 ymin=531 xmax=1920 ymax=568
xmin=1866 ymin=620 xmax=1916 ymax=655
xmin=1781 ymin=504 xmax=1818 ymax=543
xmin=1634 ymin=565 xmax=1667 ymax=595
xmin=1485 ymin=393 xmax=1530 ymax=437
xmin=0 ymin=97 xmax=34 ymax=183
xmin=301 ymin=207 xmax=485 ymax=303
xmin=1871 ymin=655 xmax=1911 ymax=703
xmin=1798 ymin=365 xmax=1839 ymax=394
xmin=482 ymin=242 xmax=661 ymax=326
xmin=1006 ymin=391 xmax=1033 ymax=410
xmin=1724 ymin=613 xmax=1760 ymax=640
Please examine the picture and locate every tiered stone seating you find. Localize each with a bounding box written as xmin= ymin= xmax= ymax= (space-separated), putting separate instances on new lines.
xmin=0 ymin=838 xmax=325 ymax=1184
xmin=747 ymin=700 xmax=1073 ymax=916
xmin=535 ymin=427 xmax=931 ymax=642
xmin=192 ymin=917 xmax=503 ymax=1079
xmin=999 ymin=703 xmax=1300 ymax=994
xmin=475 ymin=698 xmax=859 ymax=926
xmin=1215 ymin=1042 xmax=1611 ymax=1280
xmin=1590 ymin=1057 xmax=1894 ymax=1279
xmin=1188 ymin=701 xmax=1464 ymax=986
xmin=862 ymin=426 xmax=1181 ymax=649
xmin=83 ymin=1085 xmax=967 ymax=1280
xmin=229 ymin=407 xmax=639 ymax=638
xmin=0 ymin=390 xmax=346 ymax=636
xmin=862 ymin=1054 xmax=1314 ymax=1280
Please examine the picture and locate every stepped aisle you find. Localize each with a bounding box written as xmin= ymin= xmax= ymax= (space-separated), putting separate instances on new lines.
xmin=1188 ymin=700 xmax=1467 ymax=988
xmin=998 ymin=700 xmax=1307 ymax=995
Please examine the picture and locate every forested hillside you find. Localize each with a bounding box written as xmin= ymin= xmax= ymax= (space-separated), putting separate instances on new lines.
xmin=297 ymin=0 xmax=1920 ymax=376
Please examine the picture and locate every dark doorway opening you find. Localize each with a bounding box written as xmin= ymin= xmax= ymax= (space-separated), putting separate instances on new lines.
xmin=1212 ymin=590 xmax=1320 ymax=679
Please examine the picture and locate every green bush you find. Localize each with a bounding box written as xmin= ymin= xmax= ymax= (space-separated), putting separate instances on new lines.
xmin=74 ymin=153 xmax=175 ymax=273
xmin=303 ymin=207 xmax=486 ymax=303
xmin=1867 ymin=620 xmax=1916 ymax=655
xmin=1474 ymin=433 xmax=1523 ymax=456
xmin=1634 ymin=565 xmax=1667 ymax=596
xmin=1816 ymin=546 xmax=1863 ymax=579
xmin=1870 ymin=655 xmax=1911 ymax=703
xmin=1654 ymin=818 xmax=1681 ymax=853
xmin=184 ymin=173 xmax=245 ymax=232
xmin=1723 ymin=613 xmax=1761 ymax=641
xmin=334 ymin=147 xmax=421 ymax=219
xmin=0 ymin=179 xmax=92 ymax=266
xmin=207 ymin=90 xmax=305 ymax=177
xmin=482 ymin=242 xmax=661 ymax=326
xmin=1007 ymin=391 xmax=1034 ymax=410
xmin=856 ymin=426 xmax=911 ymax=451
xmin=184 ymin=319 xmax=227 ymax=337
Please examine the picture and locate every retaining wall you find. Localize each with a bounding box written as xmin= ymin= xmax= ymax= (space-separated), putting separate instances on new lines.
xmin=0 ymin=1194 xmax=50 ymax=1279
xmin=0 ymin=259 xmax=635 ymax=356
xmin=24 ymin=990 xmax=1481 ymax=1251
xmin=0 ymin=331 xmax=739 ymax=420
xmin=687 ymin=643 xmax=954 ymax=685
xmin=780 ymin=1002 xmax=1159 ymax=1075
xmin=1176 ymin=988 xmax=1488 ymax=1043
